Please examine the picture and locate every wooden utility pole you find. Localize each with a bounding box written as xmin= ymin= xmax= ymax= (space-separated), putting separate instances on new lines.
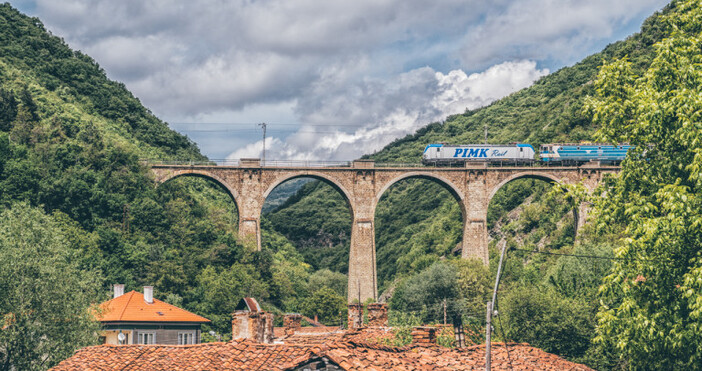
xmin=485 ymin=300 xmax=492 ymax=370
xmin=443 ymin=299 xmax=447 ymax=325
xmin=486 ymin=241 xmax=509 ymax=370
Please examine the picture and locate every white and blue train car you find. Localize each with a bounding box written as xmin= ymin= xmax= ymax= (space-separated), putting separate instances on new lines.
xmin=422 ymin=143 xmax=536 ymax=164
xmin=540 ymin=144 xmax=632 ymax=164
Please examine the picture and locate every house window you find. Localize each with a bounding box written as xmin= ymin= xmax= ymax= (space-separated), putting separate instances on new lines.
xmin=178 ymin=332 xmax=195 ymax=345
xmin=138 ymin=332 xmax=156 ymax=344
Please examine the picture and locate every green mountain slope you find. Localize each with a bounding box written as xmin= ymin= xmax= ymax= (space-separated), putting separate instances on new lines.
xmin=269 ymin=3 xmax=671 ymax=282
xmin=0 ymin=5 xmax=202 ymax=160
xmin=0 ymin=4 xmax=318 ymax=348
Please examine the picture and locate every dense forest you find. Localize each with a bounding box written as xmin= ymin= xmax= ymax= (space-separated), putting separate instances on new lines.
xmin=3 ymin=0 xmax=702 ymax=369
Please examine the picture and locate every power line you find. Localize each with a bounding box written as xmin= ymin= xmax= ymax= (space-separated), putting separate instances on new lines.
xmin=170 ymin=122 xmax=361 ymax=127
xmin=174 ymin=129 xmax=360 ymax=134
xmin=496 ymin=314 xmax=513 ymax=370
xmin=510 ymin=247 xmax=670 ymax=262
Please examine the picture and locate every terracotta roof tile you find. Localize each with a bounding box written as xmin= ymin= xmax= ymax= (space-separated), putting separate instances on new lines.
xmin=53 ymin=337 xmax=593 ymax=371
xmin=97 ymin=291 xmax=210 ymax=323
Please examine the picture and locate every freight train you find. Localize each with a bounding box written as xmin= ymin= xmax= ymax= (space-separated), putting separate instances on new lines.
xmin=422 ymin=143 xmax=632 ymax=165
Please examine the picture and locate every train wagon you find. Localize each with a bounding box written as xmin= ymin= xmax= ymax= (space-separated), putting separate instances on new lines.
xmin=540 ymin=144 xmax=632 ymax=164
xmin=422 ymin=143 xmax=536 ymax=164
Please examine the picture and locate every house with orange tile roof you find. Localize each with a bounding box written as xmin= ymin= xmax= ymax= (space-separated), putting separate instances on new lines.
xmin=97 ymin=284 xmax=210 ymax=345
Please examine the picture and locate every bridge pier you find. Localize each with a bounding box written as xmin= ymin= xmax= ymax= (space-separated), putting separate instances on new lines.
xmin=462 ymin=170 xmax=490 ymax=264
xmin=238 ymin=217 xmax=261 ymax=250
xmin=348 ymin=219 xmax=378 ymax=303
xmin=463 ymin=219 xmax=488 ymax=264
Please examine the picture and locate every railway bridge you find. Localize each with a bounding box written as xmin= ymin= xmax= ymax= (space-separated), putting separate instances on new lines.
xmin=149 ymin=159 xmax=619 ymax=303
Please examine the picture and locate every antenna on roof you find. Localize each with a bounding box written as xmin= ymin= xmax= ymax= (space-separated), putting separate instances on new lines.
xmin=259 ymin=122 xmax=267 ymax=165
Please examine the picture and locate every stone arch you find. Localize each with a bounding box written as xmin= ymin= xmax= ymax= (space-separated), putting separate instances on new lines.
xmin=486 ymin=171 xmax=582 ymax=242
xmin=262 ymin=172 xmax=355 ymax=215
xmin=487 ymin=171 xmax=563 ymax=206
xmin=373 ymin=172 xmax=468 ymax=290
xmin=375 ymin=172 xmax=465 ymax=215
xmin=157 ymin=170 xmax=241 ymax=214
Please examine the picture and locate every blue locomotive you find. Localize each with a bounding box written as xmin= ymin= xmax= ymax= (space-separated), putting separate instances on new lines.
xmin=422 ymin=143 xmax=632 ymax=165
xmin=539 ymin=143 xmax=632 ymax=164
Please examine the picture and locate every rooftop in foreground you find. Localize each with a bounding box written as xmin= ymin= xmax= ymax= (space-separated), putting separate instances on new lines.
xmin=52 ymin=327 xmax=593 ymax=371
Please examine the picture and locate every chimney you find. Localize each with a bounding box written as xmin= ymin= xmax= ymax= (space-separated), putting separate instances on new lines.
xmin=347 ymin=304 xmax=363 ymax=329
xmin=411 ymin=326 xmax=438 ymax=346
xmin=232 ymin=311 xmax=274 ymax=344
xmin=262 ymin=313 xmax=274 ymax=344
xmin=367 ymin=303 xmax=388 ymax=327
xmin=283 ymin=314 xmax=302 ymax=336
xmin=113 ymin=284 xmax=125 ymax=299
xmin=143 ymin=286 xmax=154 ymax=304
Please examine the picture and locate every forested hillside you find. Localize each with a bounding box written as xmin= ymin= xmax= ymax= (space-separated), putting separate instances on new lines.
xmin=0 ymin=5 xmax=334 ymax=368
xmin=264 ymin=2 xmax=679 ymax=369
xmin=4 ymin=0 xmax=702 ymax=369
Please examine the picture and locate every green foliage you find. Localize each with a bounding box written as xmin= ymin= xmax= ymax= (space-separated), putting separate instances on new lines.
xmin=501 ymin=285 xmax=593 ymax=361
xmin=193 ymin=263 xmax=269 ymax=334
xmin=265 ymin=180 xmax=352 ymax=273
xmin=390 ymin=261 xmax=491 ymax=324
xmin=543 ymin=243 xmax=613 ymax=299
xmin=301 ymin=287 xmax=346 ymax=326
xmin=308 ymin=269 xmax=348 ymax=298
xmin=0 ymin=203 xmax=105 ymax=370
xmin=385 ymin=311 xmax=423 ymax=346
xmin=375 ymin=179 xmax=463 ymax=290
xmin=586 ymin=1 xmax=702 ymax=367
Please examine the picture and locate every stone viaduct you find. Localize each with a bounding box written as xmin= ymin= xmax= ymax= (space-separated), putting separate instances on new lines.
xmin=149 ymin=159 xmax=618 ymax=303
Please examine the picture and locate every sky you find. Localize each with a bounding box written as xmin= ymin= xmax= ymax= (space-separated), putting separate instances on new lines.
xmin=10 ymin=0 xmax=670 ymax=161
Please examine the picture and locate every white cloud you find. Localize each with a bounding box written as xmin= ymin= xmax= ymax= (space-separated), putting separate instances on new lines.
xmin=228 ymin=60 xmax=548 ymax=161
xmin=17 ymin=0 xmax=669 ymax=160
xmin=458 ymin=0 xmax=669 ymax=68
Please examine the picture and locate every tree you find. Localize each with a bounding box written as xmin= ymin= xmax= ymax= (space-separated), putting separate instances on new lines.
xmin=193 ymin=264 xmax=269 ymax=334
xmin=501 ymin=286 xmax=593 ymax=360
xmin=301 ymin=287 xmax=346 ymax=326
xmin=0 ymin=88 xmax=17 ymax=131
xmin=389 ymin=261 xmax=459 ymax=323
xmin=586 ymin=1 xmax=702 ymax=367
xmin=308 ymin=269 xmax=347 ymax=298
xmin=0 ymin=203 xmax=104 ymax=370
